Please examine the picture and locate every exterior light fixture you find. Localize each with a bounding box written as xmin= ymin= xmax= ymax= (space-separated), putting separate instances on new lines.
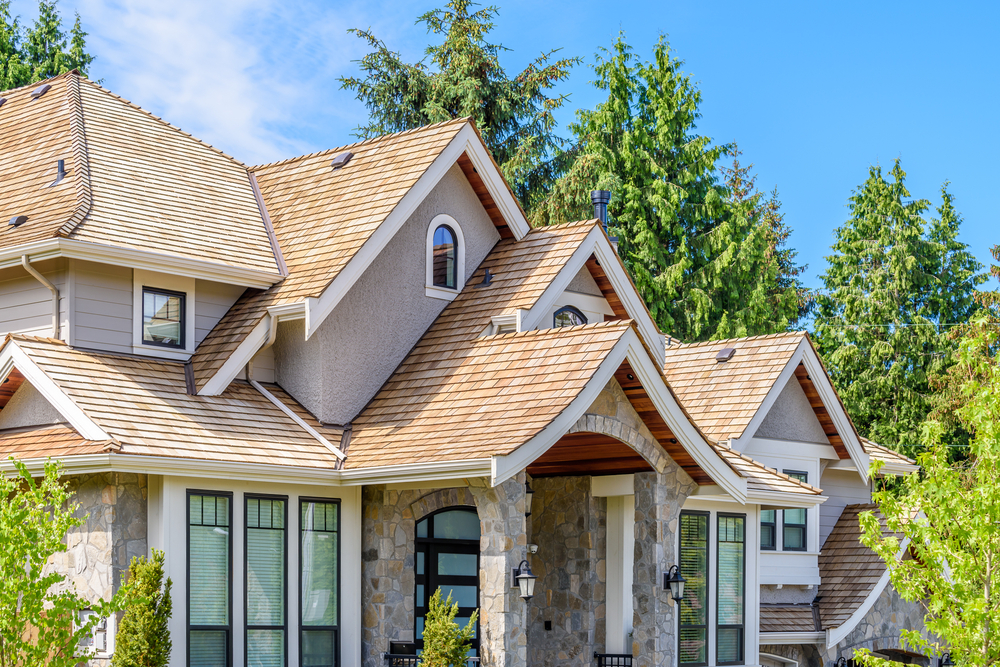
xmin=524 ymin=482 xmax=534 ymax=517
xmin=940 ymin=653 xmax=954 ymax=667
xmin=834 ymin=658 xmax=848 ymax=667
xmin=663 ymin=565 xmax=686 ymax=603
xmin=512 ymin=559 xmax=537 ymax=601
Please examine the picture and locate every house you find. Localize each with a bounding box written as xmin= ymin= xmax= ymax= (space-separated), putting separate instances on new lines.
xmin=0 ymin=71 xmax=931 ymax=667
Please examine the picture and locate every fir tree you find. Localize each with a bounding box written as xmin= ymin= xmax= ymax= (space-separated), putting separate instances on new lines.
xmin=0 ymin=0 xmax=94 ymax=91
xmin=0 ymin=1 xmax=30 ymax=90
xmin=812 ymin=161 xmax=985 ymax=453
xmin=339 ymin=0 xmax=579 ymax=211
xmin=532 ymin=35 xmax=807 ymax=341
xmin=112 ymin=550 xmax=173 ymax=667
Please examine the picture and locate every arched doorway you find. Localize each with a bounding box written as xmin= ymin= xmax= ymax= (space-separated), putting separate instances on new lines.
xmin=414 ymin=508 xmax=481 ymax=657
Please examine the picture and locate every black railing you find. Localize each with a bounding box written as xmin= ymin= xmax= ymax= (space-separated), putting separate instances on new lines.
xmin=382 ymin=654 xmax=480 ymax=667
xmin=595 ymin=653 xmax=634 ymax=667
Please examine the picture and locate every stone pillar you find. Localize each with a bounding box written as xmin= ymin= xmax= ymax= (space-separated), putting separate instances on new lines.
xmin=470 ymin=474 xmax=528 ymax=667
xmin=631 ymin=465 xmax=696 ymax=667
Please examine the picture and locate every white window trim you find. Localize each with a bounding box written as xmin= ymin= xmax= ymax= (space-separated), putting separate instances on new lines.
xmin=424 ymin=214 xmax=465 ymax=301
xmin=132 ymin=269 xmax=196 ymax=360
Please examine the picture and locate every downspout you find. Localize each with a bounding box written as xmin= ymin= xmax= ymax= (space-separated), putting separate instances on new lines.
xmin=245 ymin=313 xmax=279 ymax=382
xmin=21 ymin=255 xmax=60 ymax=339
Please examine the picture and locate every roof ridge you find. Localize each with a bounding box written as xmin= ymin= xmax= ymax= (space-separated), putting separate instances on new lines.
xmin=250 ymin=116 xmax=471 ymax=173
xmin=0 ymin=69 xmax=76 ymax=97
xmin=77 ymin=77 xmax=248 ymax=168
xmin=55 ymin=73 xmax=93 ymax=238
xmin=8 ymin=333 xmax=68 ymax=346
xmin=666 ymin=330 xmax=807 ymax=350
xmin=479 ymin=318 xmax=633 ymax=341
xmin=529 ymin=218 xmax=601 ymax=232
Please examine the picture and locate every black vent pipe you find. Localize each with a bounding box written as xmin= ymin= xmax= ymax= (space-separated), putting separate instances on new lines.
xmin=591 ymin=190 xmax=611 ymax=232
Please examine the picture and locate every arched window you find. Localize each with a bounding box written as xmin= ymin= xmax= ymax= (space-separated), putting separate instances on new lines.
xmin=432 ymin=225 xmax=457 ymax=289
xmin=414 ymin=508 xmax=480 ymax=657
xmin=554 ymin=306 xmax=588 ymax=328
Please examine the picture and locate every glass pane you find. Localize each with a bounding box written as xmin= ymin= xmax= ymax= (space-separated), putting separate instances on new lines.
xmin=679 ymin=627 xmax=706 ymax=665
xmin=784 ymin=525 xmax=805 ymax=550
xmin=416 ymin=519 xmax=428 ymax=539
xmin=554 ymin=308 xmax=587 ymax=328
xmin=432 ymin=226 xmax=456 ymax=289
xmin=431 ymin=511 xmax=479 ymax=540
xmin=679 ymin=513 xmax=708 ymax=628
xmin=302 ymin=501 xmax=338 ymax=627
xmin=416 ymin=616 xmax=424 ymax=640
xmin=717 ymin=628 xmax=743 ymax=663
xmin=247 ymin=629 xmax=284 ymax=667
xmin=437 ymin=552 xmax=477 ymax=576
xmin=760 ymin=524 xmax=774 ymax=549
xmin=189 ymin=496 xmax=229 ymax=625
xmin=416 ymin=551 xmax=425 ymax=575
xmin=760 ymin=509 xmax=775 ymax=523
xmin=189 ymin=630 xmax=227 ymax=667
xmin=717 ymin=516 xmax=744 ymax=626
xmin=785 ymin=508 xmax=806 ymax=525
xmin=302 ymin=629 xmax=336 ymax=667
xmin=437 ymin=585 xmax=477 ymax=608
xmin=417 ymin=584 xmax=425 ymax=607
xmin=143 ymin=290 xmax=183 ymax=346
xmin=247 ymin=524 xmax=285 ymax=626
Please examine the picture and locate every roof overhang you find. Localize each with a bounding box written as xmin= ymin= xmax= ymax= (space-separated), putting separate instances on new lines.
xmin=0 ymin=238 xmax=282 ymax=289
xmin=759 ymin=632 xmax=825 ymax=644
xmin=490 ymin=326 xmax=747 ymax=501
xmin=692 ymin=484 xmax=826 ymax=509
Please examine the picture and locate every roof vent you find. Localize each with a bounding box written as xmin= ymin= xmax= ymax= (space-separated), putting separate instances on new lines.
xmin=331 ymin=151 xmax=354 ymax=169
xmin=0 ymin=97 xmax=6 ymax=108
xmin=716 ymin=347 xmax=736 ymax=363
xmin=9 ymin=215 xmax=28 ymax=227
xmin=30 ymin=84 xmax=51 ymax=99
xmin=50 ymin=159 xmax=66 ymax=186
xmin=474 ymin=268 xmax=494 ymax=289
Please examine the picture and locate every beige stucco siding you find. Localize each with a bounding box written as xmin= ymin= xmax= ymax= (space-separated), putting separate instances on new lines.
xmin=754 ymin=375 xmax=830 ymax=444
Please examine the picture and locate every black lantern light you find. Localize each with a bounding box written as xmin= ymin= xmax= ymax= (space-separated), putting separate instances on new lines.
xmin=524 ymin=482 xmax=534 ymax=517
xmin=834 ymin=658 xmax=847 ymax=667
xmin=663 ymin=565 xmax=686 ymax=602
xmin=940 ymin=653 xmax=954 ymax=667
xmin=513 ymin=559 xmax=538 ymax=601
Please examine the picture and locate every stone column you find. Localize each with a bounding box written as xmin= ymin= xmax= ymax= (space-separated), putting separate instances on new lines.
xmin=470 ymin=474 xmax=528 ymax=667
xmin=631 ymin=464 xmax=696 ymax=667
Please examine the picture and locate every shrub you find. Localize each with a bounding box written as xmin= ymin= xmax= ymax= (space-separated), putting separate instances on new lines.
xmin=112 ymin=549 xmax=172 ymax=667
xmin=421 ymin=589 xmax=477 ymax=667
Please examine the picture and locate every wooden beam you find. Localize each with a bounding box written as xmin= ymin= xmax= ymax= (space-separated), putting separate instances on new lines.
xmin=0 ymin=368 xmax=25 ymax=411
xmin=457 ymin=152 xmax=515 ymax=239
xmin=794 ymin=363 xmax=850 ymax=459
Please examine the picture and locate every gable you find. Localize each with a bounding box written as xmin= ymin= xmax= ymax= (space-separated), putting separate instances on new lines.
xmin=753 ymin=374 xmax=829 ymax=444
xmin=0 ymin=379 xmax=64 ymax=430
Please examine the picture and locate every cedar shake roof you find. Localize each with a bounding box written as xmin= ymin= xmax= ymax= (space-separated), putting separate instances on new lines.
xmin=861 ymin=437 xmax=918 ymax=469
xmin=759 ymin=604 xmax=820 ymax=633
xmin=0 ymin=72 xmax=281 ymax=274
xmin=661 ymin=331 xmax=805 ymax=442
xmin=5 ymin=335 xmax=344 ymax=469
xmin=817 ymin=503 xmax=896 ymax=629
xmin=712 ymin=445 xmax=823 ymax=496
xmin=189 ymin=118 xmax=470 ymax=391
xmin=0 ymin=423 xmax=117 ymax=459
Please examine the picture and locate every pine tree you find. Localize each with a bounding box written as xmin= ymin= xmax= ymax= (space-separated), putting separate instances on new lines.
xmin=0 ymin=1 xmax=30 ymax=89
xmin=531 ymin=35 xmax=807 ymax=341
xmin=0 ymin=0 xmax=94 ymax=91
xmin=339 ymin=0 xmax=579 ymax=211
xmin=112 ymin=550 xmax=173 ymax=667
xmin=812 ymin=161 xmax=985 ymax=453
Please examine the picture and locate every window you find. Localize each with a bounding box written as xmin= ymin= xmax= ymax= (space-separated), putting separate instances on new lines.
xmin=432 ymin=226 xmax=457 ymax=289
xmin=759 ymin=510 xmax=776 ymax=550
xmin=246 ymin=496 xmax=287 ymax=667
xmin=301 ymin=499 xmax=340 ymax=667
xmin=143 ymin=287 xmax=185 ymax=348
xmin=678 ymin=511 xmax=709 ymax=667
xmin=716 ymin=514 xmax=745 ymax=665
xmin=415 ymin=509 xmax=480 ymax=657
xmin=188 ymin=492 xmax=232 ymax=667
xmin=553 ymin=306 xmax=587 ymax=328
xmin=782 ymin=471 xmax=808 ymax=551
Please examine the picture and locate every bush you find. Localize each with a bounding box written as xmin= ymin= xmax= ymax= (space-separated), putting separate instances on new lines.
xmin=421 ymin=589 xmax=477 ymax=667
xmin=112 ymin=549 xmax=172 ymax=667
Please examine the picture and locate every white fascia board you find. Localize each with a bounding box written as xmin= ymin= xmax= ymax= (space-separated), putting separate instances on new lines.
xmin=490 ymin=329 xmax=747 ymax=502
xmin=751 ymin=491 xmax=828 ymax=509
xmin=759 ymin=632 xmax=825 ymax=644
xmin=337 ymin=458 xmax=493 ymax=486
xmin=461 ymin=135 xmax=531 ymax=241
xmin=731 ymin=339 xmax=808 ymax=452
xmin=199 ymin=316 xmax=271 ymax=395
xmin=825 ymin=535 xmax=910 ymax=647
xmin=0 ymin=238 xmax=280 ymax=289
xmin=304 ymin=123 xmax=524 ymax=340
xmin=760 ymin=651 xmax=800 ymax=666
xmin=800 ymin=346 xmax=870 ymax=483
xmin=0 ymin=342 xmax=110 ymax=441
xmin=746 ymin=437 xmax=840 ymax=461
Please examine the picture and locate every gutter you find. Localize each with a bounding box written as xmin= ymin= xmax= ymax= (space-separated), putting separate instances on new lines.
xmin=21 ymin=255 xmax=60 ymax=339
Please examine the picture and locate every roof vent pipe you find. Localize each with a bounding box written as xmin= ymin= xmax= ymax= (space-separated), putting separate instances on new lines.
xmin=591 ymin=189 xmax=617 ymax=251
xmin=50 ymin=159 xmax=65 ymax=186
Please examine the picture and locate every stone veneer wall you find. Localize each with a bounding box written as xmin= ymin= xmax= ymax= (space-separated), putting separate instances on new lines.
xmin=526 ymin=476 xmax=607 ymax=667
xmin=361 ymin=478 xmax=528 ymax=667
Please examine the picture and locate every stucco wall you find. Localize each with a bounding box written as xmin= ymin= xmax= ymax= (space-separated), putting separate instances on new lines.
xmin=565 ymin=265 xmax=602 ymax=296
xmin=0 ymin=380 xmax=64 ymax=429
xmin=755 ymin=377 xmax=829 ymax=444
xmin=275 ymin=163 xmax=501 ymax=424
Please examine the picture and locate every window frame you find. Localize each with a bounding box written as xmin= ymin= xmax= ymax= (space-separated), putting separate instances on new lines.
xmin=299 ymin=497 xmax=342 ymax=667
xmin=424 ymin=214 xmax=466 ymax=301
xmin=759 ymin=509 xmax=776 ymax=551
xmin=678 ymin=510 xmax=710 ymax=667
xmin=781 ymin=470 xmax=809 ymax=552
xmin=187 ymin=489 xmax=234 ymax=667
xmin=244 ymin=493 xmax=289 ymax=667
xmin=141 ymin=286 xmax=187 ymax=350
xmin=553 ymin=305 xmax=588 ymax=328
xmin=715 ymin=513 xmax=746 ymax=666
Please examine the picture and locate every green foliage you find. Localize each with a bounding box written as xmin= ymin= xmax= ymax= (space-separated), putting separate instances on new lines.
xmin=421 ymin=589 xmax=477 ymax=667
xmin=0 ymin=0 xmax=94 ymax=91
xmin=112 ymin=550 xmax=172 ymax=667
xmin=339 ymin=0 xmax=579 ymax=211
xmin=0 ymin=458 xmax=127 ymax=667
xmin=857 ymin=319 xmax=1000 ymax=666
xmin=812 ymin=162 xmax=985 ymax=454
xmin=977 ymin=244 xmax=1000 ymax=312
xmin=532 ymin=35 xmax=807 ymax=341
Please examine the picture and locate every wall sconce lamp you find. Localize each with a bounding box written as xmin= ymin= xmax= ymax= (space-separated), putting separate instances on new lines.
xmin=662 ymin=565 xmax=686 ymax=603
xmin=939 ymin=653 xmax=954 ymax=667
xmin=512 ymin=560 xmax=538 ymax=601
xmin=524 ymin=482 xmax=534 ymax=517
xmin=834 ymin=658 xmax=848 ymax=667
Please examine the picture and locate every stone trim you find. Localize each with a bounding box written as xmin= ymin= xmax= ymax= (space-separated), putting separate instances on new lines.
xmin=568 ymin=413 xmax=671 ymax=473
xmin=410 ymin=486 xmax=476 ymax=521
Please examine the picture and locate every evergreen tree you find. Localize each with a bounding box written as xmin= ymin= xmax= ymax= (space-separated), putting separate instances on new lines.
xmin=812 ymin=161 xmax=984 ymax=453
xmin=532 ymin=35 xmax=807 ymax=341
xmin=112 ymin=550 xmax=173 ymax=667
xmin=0 ymin=1 xmax=30 ymax=90
xmin=339 ymin=0 xmax=579 ymax=211
xmin=0 ymin=0 xmax=93 ymax=91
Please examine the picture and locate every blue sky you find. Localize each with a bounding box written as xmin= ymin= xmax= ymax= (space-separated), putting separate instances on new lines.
xmin=11 ymin=0 xmax=999 ymax=291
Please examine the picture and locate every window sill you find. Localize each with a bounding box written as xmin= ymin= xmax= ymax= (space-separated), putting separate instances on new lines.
xmin=131 ymin=345 xmax=193 ymax=361
xmin=425 ymin=285 xmax=460 ymax=301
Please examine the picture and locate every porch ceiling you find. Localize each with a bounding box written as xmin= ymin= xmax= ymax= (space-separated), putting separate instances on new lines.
xmin=526 ymin=432 xmax=653 ymax=477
